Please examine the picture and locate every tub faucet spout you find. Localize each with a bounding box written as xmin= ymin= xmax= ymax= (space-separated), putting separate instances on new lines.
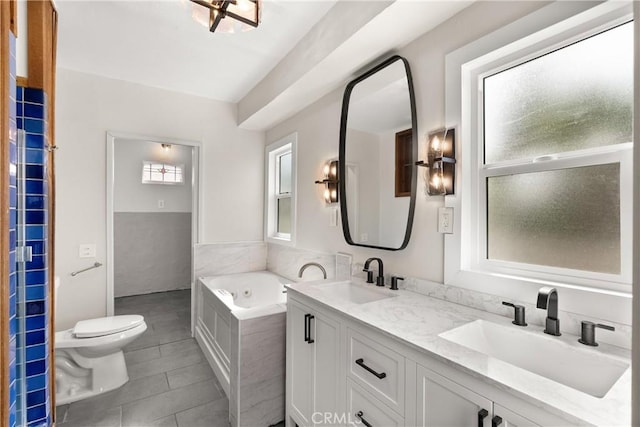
xmin=298 ymin=262 xmax=327 ymax=280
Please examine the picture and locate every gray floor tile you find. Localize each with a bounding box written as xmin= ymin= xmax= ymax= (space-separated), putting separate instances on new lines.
xmin=175 ymin=398 xmax=230 ymax=427
xmin=151 ymin=318 xmax=190 ymax=333
xmin=167 ymin=361 xmax=215 ymax=389
xmin=59 ymin=406 xmax=122 ymax=427
xmin=128 ymin=350 xmax=204 ymax=381
xmin=158 ymin=338 xmax=200 ymax=358
xmin=121 ymin=380 xmax=222 ymax=427
xmin=55 ymin=404 xmax=70 ymax=423
xmin=65 ymin=373 xmax=170 ymax=421
xmin=147 ymin=415 xmax=178 ymax=427
xmin=123 ymin=326 xmax=191 ymax=352
xmin=124 ymin=346 xmax=161 ymax=365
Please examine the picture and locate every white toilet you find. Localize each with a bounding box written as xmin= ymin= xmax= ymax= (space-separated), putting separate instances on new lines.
xmin=54 ymin=278 xmax=147 ymax=405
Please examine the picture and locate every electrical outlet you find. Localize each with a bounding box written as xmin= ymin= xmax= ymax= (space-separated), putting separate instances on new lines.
xmin=79 ymin=244 xmax=96 ymax=258
xmin=438 ymin=207 xmax=454 ymax=234
xmin=360 ymin=233 xmax=368 ymax=242
xmin=158 ymin=199 xmax=165 ymax=209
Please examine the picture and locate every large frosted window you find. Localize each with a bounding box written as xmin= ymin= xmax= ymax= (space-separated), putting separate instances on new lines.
xmin=487 ymin=164 xmax=620 ymax=274
xmin=478 ymin=19 xmax=632 ymax=282
xmin=484 ymin=22 xmax=633 ymax=164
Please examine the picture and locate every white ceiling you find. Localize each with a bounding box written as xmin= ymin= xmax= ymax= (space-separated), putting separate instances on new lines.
xmin=55 ymin=0 xmax=337 ymax=103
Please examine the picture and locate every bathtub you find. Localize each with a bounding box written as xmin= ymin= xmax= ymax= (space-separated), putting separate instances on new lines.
xmin=195 ymin=271 xmax=291 ymax=427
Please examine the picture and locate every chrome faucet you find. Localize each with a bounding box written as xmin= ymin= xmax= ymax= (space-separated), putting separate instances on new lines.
xmin=536 ymin=287 xmax=561 ymax=336
xmin=298 ymin=262 xmax=327 ymax=279
xmin=363 ymin=258 xmax=384 ymax=287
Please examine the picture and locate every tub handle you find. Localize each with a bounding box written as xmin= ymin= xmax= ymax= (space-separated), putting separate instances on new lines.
xmin=304 ymin=314 xmax=315 ymax=344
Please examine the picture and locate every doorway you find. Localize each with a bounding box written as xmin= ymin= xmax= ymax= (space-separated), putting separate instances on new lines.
xmin=106 ymin=132 xmax=202 ymax=333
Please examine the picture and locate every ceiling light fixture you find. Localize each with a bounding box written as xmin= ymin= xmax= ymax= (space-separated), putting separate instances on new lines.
xmin=190 ymin=0 xmax=261 ymax=33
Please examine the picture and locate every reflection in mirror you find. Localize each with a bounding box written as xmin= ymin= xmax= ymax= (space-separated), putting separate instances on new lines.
xmin=339 ymin=56 xmax=417 ymax=250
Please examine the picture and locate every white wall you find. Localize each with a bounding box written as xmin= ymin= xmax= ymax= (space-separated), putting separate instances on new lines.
xmin=55 ymin=69 xmax=264 ymax=330
xmin=114 ymin=140 xmax=192 ymax=213
xmin=267 ymin=2 xmax=549 ymax=282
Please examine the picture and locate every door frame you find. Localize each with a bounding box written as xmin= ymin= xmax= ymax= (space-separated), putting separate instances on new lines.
xmin=106 ymin=131 xmax=203 ymax=335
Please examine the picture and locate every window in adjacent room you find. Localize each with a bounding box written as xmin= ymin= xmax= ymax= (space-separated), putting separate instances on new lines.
xmin=265 ymin=134 xmax=297 ymax=244
xmin=141 ymin=162 xmax=184 ymax=185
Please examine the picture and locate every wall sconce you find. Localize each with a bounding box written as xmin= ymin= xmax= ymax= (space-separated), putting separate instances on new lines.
xmin=161 ymin=144 xmax=172 ymax=152
xmin=315 ymin=160 xmax=339 ymax=204
xmin=416 ymin=128 xmax=456 ymax=195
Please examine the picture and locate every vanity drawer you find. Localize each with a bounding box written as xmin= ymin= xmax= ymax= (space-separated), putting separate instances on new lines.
xmin=347 ymin=378 xmax=404 ymax=427
xmin=347 ymin=328 xmax=405 ymax=415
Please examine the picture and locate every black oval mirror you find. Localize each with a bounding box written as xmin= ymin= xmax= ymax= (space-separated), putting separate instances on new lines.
xmin=339 ymin=55 xmax=417 ymax=251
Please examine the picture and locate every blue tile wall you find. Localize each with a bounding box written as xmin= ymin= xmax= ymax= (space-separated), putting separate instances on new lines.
xmin=8 ymin=31 xmax=18 ymax=427
xmin=16 ymin=81 xmax=50 ymax=427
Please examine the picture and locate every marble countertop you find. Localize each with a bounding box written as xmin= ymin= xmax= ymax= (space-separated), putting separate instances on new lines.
xmin=286 ymin=279 xmax=631 ymax=427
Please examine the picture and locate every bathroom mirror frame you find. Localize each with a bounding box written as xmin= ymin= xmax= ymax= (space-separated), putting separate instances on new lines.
xmin=338 ymin=55 xmax=418 ymax=251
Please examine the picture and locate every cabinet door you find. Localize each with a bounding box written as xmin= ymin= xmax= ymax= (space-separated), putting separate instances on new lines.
xmin=288 ymin=301 xmax=314 ymax=425
xmin=312 ymin=310 xmax=341 ymax=424
xmin=416 ymin=365 xmax=493 ymax=427
xmin=347 ymin=379 xmax=404 ymax=427
xmin=493 ymin=404 xmax=540 ymax=427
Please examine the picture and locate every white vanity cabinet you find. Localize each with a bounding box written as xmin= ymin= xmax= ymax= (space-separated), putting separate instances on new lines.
xmin=416 ymin=366 xmax=540 ymax=427
xmin=287 ymin=297 xmax=342 ymax=426
xmin=286 ymin=292 xmax=573 ymax=427
xmin=416 ymin=365 xmax=493 ymax=427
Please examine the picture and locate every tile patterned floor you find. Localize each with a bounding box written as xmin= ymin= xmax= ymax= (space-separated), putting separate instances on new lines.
xmin=56 ymin=290 xmax=229 ymax=427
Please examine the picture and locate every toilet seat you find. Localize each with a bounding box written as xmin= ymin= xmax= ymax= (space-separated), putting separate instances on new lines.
xmin=73 ymin=315 xmax=144 ymax=338
xmin=55 ymin=321 xmax=147 ymax=349
xmin=55 ymin=315 xmax=147 ymax=350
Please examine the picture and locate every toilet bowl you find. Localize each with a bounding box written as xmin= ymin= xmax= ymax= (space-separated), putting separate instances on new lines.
xmin=54 ymin=278 xmax=147 ymax=404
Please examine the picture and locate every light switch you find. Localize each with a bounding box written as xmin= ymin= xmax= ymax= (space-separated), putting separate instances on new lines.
xmin=158 ymin=199 xmax=165 ymax=209
xmin=438 ymin=207 xmax=454 ymax=234
xmin=79 ymin=244 xmax=96 ymax=258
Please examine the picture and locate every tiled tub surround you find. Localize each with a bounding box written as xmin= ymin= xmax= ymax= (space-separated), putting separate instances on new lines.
xmin=196 ymin=272 xmax=289 ymax=427
xmin=16 ymin=85 xmax=51 ymax=427
xmin=287 ymin=280 xmax=631 ymax=426
xmin=267 ymin=243 xmax=336 ymax=281
xmin=194 ymin=242 xmax=267 ymax=278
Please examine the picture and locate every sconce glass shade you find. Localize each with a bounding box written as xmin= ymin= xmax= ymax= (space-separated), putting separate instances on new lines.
xmin=427 ymin=162 xmax=446 ymax=196
xmin=315 ymin=160 xmax=339 ymax=204
xmin=424 ymin=128 xmax=456 ymax=196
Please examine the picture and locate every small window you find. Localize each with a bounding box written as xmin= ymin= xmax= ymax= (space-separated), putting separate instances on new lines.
xmin=142 ymin=162 xmax=184 ymax=185
xmin=265 ymin=134 xmax=297 ymax=244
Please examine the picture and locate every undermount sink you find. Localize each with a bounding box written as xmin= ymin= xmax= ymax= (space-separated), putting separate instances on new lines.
xmin=314 ymin=281 xmax=396 ymax=304
xmin=439 ymin=319 xmax=629 ymax=398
